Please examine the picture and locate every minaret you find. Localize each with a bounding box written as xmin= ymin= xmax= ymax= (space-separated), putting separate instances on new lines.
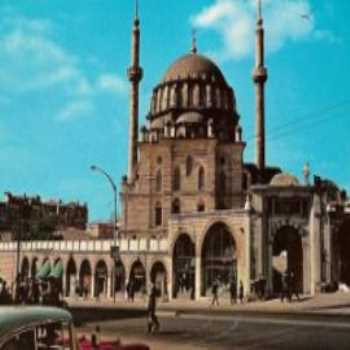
xmin=253 ymin=0 xmax=268 ymax=172
xmin=127 ymin=0 xmax=143 ymax=180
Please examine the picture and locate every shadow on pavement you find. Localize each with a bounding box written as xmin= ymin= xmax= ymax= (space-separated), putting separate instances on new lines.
xmin=69 ymin=306 xmax=147 ymax=326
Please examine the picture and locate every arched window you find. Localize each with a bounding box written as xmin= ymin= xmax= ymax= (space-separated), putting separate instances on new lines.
xmin=172 ymin=198 xmax=180 ymax=214
xmin=220 ymin=171 xmax=226 ymax=193
xmin=242 ymin=173 xmax=248 ymax=191
xmin=156 ymin=170 xmax=162 ymax=192
xmin=186 ymin=156 xmax=193 ymax=176
xmin=206 ymin=85 xmax=212 ymax=107
xmin=182 ymin=83 xmax=188 ymax=108
xmin=155 ymin=202 xmax=162 ymax=226
xmin=198 ymin=167 xmax=205 ymax=191
xmin=193 ymin=84 xmax=200 ymax=107
xmin=173 ymin=166 xmax=181 ymax=191
xmin=197 ymin=201 xmax=205 ymax=212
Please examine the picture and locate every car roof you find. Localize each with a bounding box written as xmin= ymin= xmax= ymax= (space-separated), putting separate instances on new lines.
xmin=0 ymin=306 xmax=72 ymax=341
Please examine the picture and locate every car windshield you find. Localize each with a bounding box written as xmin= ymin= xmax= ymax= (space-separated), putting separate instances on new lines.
xmin=0 ymin=322 xmax=73 ymax=350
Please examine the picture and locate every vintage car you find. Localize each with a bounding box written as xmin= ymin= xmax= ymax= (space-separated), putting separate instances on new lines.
xmin=0 ymin=306 xmax=149 ymax=350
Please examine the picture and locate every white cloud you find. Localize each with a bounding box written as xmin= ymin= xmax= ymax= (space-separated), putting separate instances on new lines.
xmin=56 ymin=100 xmax=94 ymax=122
xmin=192 ymin=0 xmax=334 ymax=61
xmin=97 ymin=74 xmax=128 ymax=95
xmin=0 ymin=14 xmax=128 ymax=123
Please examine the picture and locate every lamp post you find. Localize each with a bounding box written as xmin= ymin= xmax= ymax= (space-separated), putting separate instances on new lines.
xmin=90 ymin=165 xmax=119 ymax=303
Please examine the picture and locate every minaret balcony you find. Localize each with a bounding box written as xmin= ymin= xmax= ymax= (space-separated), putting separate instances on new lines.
xmin=128 ymin=66 xmax=143 ymax=82
xmin=253 ymin=67 xmax=268 ymax=83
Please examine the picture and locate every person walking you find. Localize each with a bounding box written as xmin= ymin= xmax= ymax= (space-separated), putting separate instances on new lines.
xmin=211 ymin=278 xmax=220 ymax=306
xmin=280 ymin=272 xmax=290 ymax=302
xmin=147 ymin=284 xmax=160 ymax=334
xmin=239 ymin=281 xmax=244 ymax=304
xmin=229 ymin=278 xmax=236 ymax=305
xmin=290 ymin=271 xmax=300 ymax=302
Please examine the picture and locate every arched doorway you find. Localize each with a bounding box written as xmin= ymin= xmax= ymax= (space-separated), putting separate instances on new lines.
xmin=79 ymin=260 xmax=92 ymax=298
xmin=66 ymin=258 xmax=77 ymax=297
xmin=31 ymin=258 xmax=38 ymax=278
xmin=173 ymin=234 xmax=195 ymax=299
xmin=21 ymin=257 xmax=30 ymax=279
xmin=129 ymin=260 xmax=146 ymax=296
xmin=336 ymin=220 xmax=350 ymax=285
xmin=150 ymin=261 xmax=167 ymax=297
xmin=95 ymin=260 xmax=108 ymax=299
xmin=273 ymin=226 xmax=303 ymax=294
xmin=201 ymin=223 xmax=237 ymax=297
xmin=114 ymin=260 xmax=126 ymax=297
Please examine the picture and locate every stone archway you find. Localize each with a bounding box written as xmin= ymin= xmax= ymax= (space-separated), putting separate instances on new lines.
xmin=66 ymin=258 xmax=77 ymax=297
xmin=79 ymin=259 xmax=92 ymax=298
xmin=172 ymin=234 xmax=195 ymax=299
xmin=95 ymin=260 xmax=108 ymax=299
xmin=336 ymin=220 xmax=350 ymax=286
xmin=129 ymin=260 xmax=146 ymax=296
xmin=201 ymin=222 xmax=237 ymax=297
xmin=272 ymin=226 xmax=303 ymax=294
xmin=150 ymin=261 xmax=168 ymax=297
xmin=21 ymin=257 xmax=30 ymax=279
xmin=114 ymin=260 xmax=126 ymax=298
xmin=31 ymin=257 xmax=39 ymax=278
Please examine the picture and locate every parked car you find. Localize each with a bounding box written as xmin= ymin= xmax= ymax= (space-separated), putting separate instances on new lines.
xmin=0 ymin=306 xmax=149 ymax=350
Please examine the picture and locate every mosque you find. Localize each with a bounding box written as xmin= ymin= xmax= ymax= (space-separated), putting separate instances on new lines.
xmin=119 ymin=2 xmax=349 ymax=299
xmin=1 ymin=3 xmax=349 ymax=302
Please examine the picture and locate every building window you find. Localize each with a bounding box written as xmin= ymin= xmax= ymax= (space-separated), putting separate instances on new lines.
xmin=197 ymin=201 xmax=205 ymax=212
xmin=156 ymin=170 xmax=162 ymax=192
xmin=172 ymin=198 xmax=180 ymax=214
xmin=186 ymin=156 xmax=193 ymax=176
xmin=155 ymin=202 xmax=162 ymax=226
xmin=173 ymin=166 xmax=181 ymax=191
xmin=198 ymin=167 xmax=205 ymax=191
xmin=220 ymin=171 xmax=226 ymax=193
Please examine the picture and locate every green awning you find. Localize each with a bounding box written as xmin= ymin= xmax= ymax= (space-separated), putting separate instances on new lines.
xmin=49 ymin=261 xmax=64 ymax=279
xmin=36 ymin=261 xmax=51 ymax=279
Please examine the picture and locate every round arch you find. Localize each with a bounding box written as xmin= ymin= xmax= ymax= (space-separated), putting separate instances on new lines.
xmin=150 ymin=261 xmax=168 ymax=297
xmin=31 ymin=257 xmax=39 ymax=278
xmin=336 ymin=219 xmax=350 ymax=285
xmin=21 ymin=257 xmax=30 ymax=279
xmin=272 ymin=226 xmax=303 ymax=294
xmin=65 ymin=257 xmax=77 ymax=297
xmin=129 ymin=260 xmax=146 ymax=296
xmin=79 ymin=259 xmax=92 ymax=298
xmin=114 ymin=260 xmax=126 ymax=296
xmin=172 ymin=233 xmax=195 ymax=299
xmin=201 ymin=222 xmax=237 ymax=297
xmin=95 ymin=260 xmax=108 ymax=298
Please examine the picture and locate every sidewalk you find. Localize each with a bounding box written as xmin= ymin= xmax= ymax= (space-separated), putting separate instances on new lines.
xmin=66 ymin=292 xmax=350 ymax=318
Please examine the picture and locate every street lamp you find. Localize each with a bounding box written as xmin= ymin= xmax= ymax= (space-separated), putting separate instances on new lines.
xmin=90 ymin=165 xmax=119 ymax=303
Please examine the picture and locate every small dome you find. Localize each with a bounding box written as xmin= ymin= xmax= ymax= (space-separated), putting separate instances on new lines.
xmin=176 ymin=112 xmax=204 ymax=124
xmin=270 ymin=173 xmax=300 ymax=186
xmin=162 ymin=53 xmax=227 ymax=85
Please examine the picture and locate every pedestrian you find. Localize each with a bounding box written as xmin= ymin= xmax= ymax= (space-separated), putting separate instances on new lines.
xmin=147 ymin=284 xmax=160 ymax=334
xmin=239 ymin=281 xmax=244 ymax=304
xmin=229 ymin=278 xmax=236 ymax=305
xmin=280 ymin=272 xmax=290 ymax=302
xmin=211 ymin=279 xmax=220 ymax=306
xmin=290 ymin=271 xmax=300 ymax=302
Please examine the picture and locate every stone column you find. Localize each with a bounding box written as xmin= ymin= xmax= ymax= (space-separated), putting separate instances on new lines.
xmin=107 ymin=274 xmax=112 ymax=299
xmin=244 ymin=214 xmax=251 ymax=296
xmin=195 ymin=255 xmax=201 ymax=300
xmin=90 ymin=274 xmax=95 ymax=299
xmin=310 ymin=194 xmax=322 ymax=295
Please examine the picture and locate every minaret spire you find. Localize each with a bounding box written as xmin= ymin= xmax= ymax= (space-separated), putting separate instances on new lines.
xmin=127 ymin=0 xmax=143 ymax=181
xmin=253 ymin=0 xmax=268 ymax=174
xmin=191 ymin=29 xmax=197 ymax=54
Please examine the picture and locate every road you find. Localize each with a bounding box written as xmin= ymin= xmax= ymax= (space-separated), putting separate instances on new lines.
xmin=72 ymin=306 xmax=350 ymax=350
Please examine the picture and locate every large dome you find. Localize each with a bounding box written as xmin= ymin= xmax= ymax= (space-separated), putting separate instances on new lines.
xmin=162 ymin=53 xmax=227 ymax=85
xmin=145 ymin=51 xmax=239 ymax=142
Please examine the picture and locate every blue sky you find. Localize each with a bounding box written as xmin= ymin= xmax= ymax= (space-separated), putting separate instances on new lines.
xmin=0 ymin=0 xmax=349 ymax=221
